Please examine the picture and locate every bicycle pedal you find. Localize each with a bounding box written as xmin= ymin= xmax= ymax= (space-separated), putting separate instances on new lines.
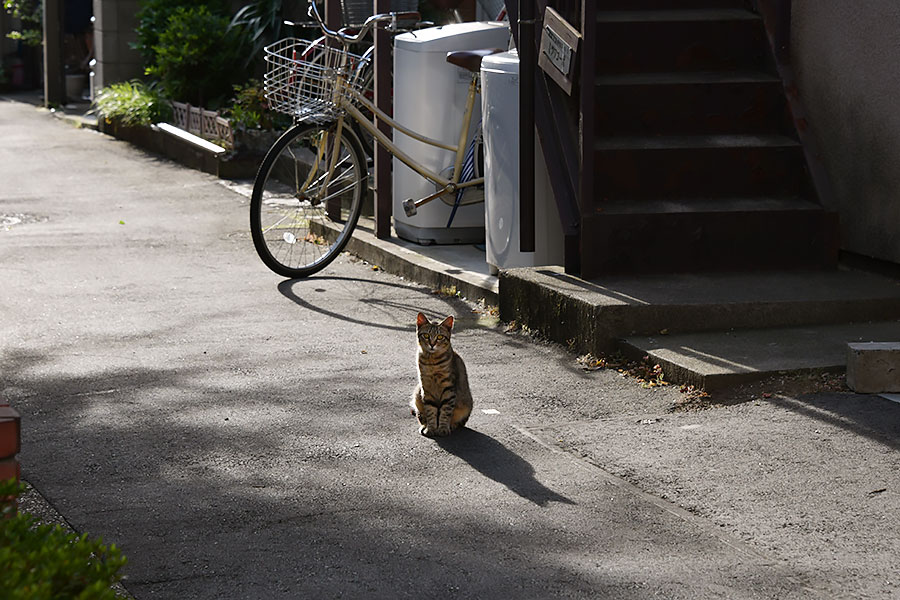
xmin=402 ymin=198 xmax=417 ymax=217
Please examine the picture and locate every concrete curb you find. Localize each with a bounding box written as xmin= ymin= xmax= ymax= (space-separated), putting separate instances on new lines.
xmin=500 ymin=266 xmax=900 ymax=351
xmin=345 ymin=220 xmax=499 ymax=305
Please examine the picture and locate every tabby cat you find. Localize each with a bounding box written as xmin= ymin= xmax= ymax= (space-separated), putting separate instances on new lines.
xmin=410 ymin=312 xmax=473 ymax=437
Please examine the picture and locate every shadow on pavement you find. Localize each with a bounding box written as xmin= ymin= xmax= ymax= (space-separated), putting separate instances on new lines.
xmin=766 ymin=392 xmax=900 ymax=453
xmin=276 ymin=276 xmax=591 ymax=373
xmin=436 ymin=428 xmax=575 ymax=507
xmin=278 ymin=276 xmax=462 ymax=332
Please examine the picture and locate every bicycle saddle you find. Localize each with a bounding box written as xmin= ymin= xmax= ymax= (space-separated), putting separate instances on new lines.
xmin=446 ymin=48 xmax=504 ymax=73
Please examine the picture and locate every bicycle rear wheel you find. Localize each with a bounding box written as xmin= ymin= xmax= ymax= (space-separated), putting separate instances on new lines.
xmin=250 ymin=121 xmax=368 ymax=278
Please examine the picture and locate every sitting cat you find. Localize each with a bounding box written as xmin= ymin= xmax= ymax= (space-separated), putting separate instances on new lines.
xmin=410 ymin=312 xmax=473 ymax=437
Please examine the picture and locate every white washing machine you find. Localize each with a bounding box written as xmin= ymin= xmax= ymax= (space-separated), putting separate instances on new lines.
xmin=481 ymin=50 xmax=564 ymax=273
xmin=392 ymin=21 xmax=510 ymax=245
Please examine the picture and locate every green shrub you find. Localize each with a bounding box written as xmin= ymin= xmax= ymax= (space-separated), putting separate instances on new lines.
xmin=0 ymin=479 xmax=127 ymax=600
xmin=133 ymin=0 xmax=228 ymax=65
xmin=229 ymin=0 xmax=284 ymax=68
xmin=2 ymin=0 xmax=42 ymax=46
xmin=93 ymin=80 xmax=173 ymax=127
xmin=145 ymin=5 xmax=249 ymax=107
xmin=224 ymin=79 xmax=290 ymax=131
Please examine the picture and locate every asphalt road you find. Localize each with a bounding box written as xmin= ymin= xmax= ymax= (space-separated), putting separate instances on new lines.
xmin=2 ymin=95 xmax=898 ymax=599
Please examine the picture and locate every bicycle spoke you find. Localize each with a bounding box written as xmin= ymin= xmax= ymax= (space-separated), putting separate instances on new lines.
xmin=260 ymin=210 xmax=295 ymax=235
xmin=307 ymin=153 xmax=353 ymax=191
xmin=314 ymin=179 xmax=359 ymax=207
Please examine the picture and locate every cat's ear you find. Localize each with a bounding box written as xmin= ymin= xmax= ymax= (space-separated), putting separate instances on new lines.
xmin=440 ymin=315 xmax=454 ymax=330
xmin=416 ymin=312 xmax=428 ymax=327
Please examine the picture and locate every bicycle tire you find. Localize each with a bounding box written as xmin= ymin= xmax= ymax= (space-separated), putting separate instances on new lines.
xmin=250 ymin=121 xmax=368 ymax=278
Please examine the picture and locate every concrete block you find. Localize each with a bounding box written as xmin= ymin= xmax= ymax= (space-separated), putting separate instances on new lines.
xmin=96 ymin=30 xmax=119 ymax=65
xmin=846 ymin=342 xmax=900 ymax=393
xmin=117 ymin=2 xmax=141 ymax=32
xmin=117 ymin=30 xmax=140 ymax=62
xmin=96 ymin=0 xmax=116 ymax=34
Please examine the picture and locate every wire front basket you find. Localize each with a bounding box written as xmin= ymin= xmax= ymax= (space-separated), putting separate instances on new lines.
xmin=264 ymin=38 xmax=366 ymax=123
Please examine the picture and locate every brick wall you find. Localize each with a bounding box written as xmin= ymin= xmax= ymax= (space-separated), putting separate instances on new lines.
xmin=0 ymin=401 xmax=21 ymax=513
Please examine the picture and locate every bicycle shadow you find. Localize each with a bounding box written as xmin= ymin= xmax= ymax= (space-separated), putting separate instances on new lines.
xmin=278 ymin=277 xmax=418 ymax=332
xmin=277 ymin=276 xmax=479 ymax=333
xmin=435 ymin=428 xmax=575 ymax=507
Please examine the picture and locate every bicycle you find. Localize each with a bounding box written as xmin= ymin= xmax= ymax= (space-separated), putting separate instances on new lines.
xmin=250 ymin=0 xmax=504 ymax=278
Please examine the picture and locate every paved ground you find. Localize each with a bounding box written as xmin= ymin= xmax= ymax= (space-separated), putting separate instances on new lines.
xmin=1 ymin=94 xmax=899 ymax=599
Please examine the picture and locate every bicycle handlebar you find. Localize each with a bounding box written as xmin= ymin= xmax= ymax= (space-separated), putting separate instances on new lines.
xmin=307 ymin=0 xmax=420 ymax=44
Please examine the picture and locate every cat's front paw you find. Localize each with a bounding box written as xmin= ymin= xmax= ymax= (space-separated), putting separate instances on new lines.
xmin=420 ymin=425 xmax=435 ymax=438
xmin=436 ymin=425 xmax=451 ymax=437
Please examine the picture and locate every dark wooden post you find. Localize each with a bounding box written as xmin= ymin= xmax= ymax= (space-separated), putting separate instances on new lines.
xmin=575 ymin=0 xmax=595 ymax=277
xmin=324 ymin=0 xmax=340 ymax=30
xmin=42 ymin=0 xmax=65 ymax=106
xmin=518 ymin=0 xmax=536 ymax=253
xmin=374 ymin=0 xmax=392 ymax=238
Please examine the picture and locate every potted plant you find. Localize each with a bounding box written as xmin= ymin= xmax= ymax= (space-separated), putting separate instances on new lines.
xmin=92 ymin=79 xmax=172 ymax=150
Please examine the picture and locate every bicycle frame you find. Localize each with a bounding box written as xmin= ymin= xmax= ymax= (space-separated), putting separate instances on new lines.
xmin=343 ymin=71 xmax=484 ymax=216
xmin=298 ymin=0 xmax=486 ymax=214
xmin=356 ymin=81 xmax=479 ymax=179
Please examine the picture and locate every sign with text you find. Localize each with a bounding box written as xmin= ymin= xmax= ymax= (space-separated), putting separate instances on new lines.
xmin=538 ymin=7 xmax=581 ymax=95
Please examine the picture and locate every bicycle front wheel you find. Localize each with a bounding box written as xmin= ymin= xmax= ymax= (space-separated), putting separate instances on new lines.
xmin=250 ymin=121 xmax=368 ymax=278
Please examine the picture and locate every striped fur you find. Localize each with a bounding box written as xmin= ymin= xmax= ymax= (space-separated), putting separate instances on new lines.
xmin=410 ymin=313 xmax=473 ymax=437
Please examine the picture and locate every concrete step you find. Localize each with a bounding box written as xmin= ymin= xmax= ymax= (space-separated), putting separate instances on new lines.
xmin=621 ymin=320 xmax=900 ymax=390
xmin=498 ymin=266 xmax=900 ymax=356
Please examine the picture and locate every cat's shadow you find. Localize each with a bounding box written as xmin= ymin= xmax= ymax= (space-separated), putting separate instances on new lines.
xmin=435 ymin=428 xmax=575 ymax=507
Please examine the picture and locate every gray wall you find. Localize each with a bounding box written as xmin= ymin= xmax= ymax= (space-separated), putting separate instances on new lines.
xmin=92 ymin=0 xmax=142 ymax=89
xmin=792 ymin=1 xmax=900 ymax=264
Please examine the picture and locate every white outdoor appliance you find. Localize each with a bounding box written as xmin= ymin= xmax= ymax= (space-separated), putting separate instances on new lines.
xmin=481 ymin=50 xmax=564 ymax=273
xmin=392 ymin=21 xmax=510 ymax=245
